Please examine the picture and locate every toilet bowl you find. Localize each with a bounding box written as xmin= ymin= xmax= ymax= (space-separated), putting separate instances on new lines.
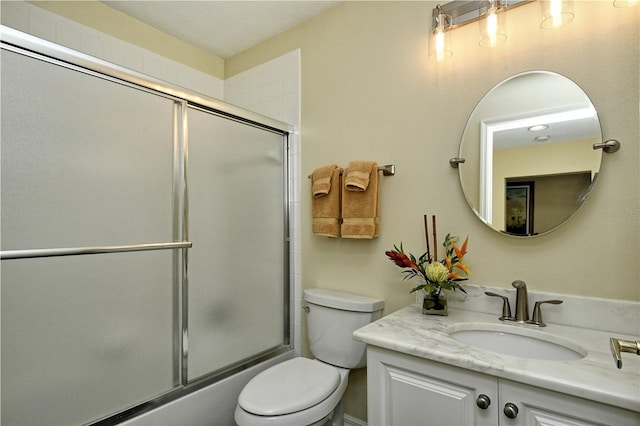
xmin=234 ymin=288 xmax=384 ymax=426
xmin=234 ymin=357 xmax=349 ymax=426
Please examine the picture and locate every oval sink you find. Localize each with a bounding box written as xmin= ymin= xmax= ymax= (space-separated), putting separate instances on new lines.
xmin=448 ymin=323 xmax=586 ymax=361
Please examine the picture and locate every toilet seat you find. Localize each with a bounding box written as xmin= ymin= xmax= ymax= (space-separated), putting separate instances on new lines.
xmin=238 ymin=357 xmax=340 ymax=416
xmin=235 ymin=359 xmax=350 ymax=426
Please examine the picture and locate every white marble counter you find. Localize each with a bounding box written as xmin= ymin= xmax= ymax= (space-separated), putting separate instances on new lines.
xmin=354 ymin=304 xmax=640 ymax=412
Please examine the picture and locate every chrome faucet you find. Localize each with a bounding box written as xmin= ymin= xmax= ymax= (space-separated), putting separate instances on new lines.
xmin=610 ymin=337 xmax=640 ymax=369
xmin=485 ymin=280 xmax=563 ymax=327
xmin=512 ymin=280 xmax=529 ymax=322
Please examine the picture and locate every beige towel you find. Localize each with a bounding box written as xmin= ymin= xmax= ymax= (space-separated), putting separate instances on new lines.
xmin=312 ymin=164 xmax=336 ymax=197
xmin=341 ymin=161 xmax=379 ymax=239
xmin=344 ymin=161 xmax=373 ymax=191
xmin=312 ymin=165 xmax=342 ymax=238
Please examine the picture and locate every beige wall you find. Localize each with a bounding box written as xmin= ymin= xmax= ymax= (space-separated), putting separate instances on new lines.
xmin=226 ymin=0 xmax=639 ymax=299
xmin=28 ymin=0 xmax=225 ymax=78
xmin=227 ymin=0 xmax=639 ymax=298
xmin=227 ymin=2 xmax=639 ymax=420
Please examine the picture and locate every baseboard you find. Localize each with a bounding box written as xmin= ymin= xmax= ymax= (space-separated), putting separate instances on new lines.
xmin=344 ymin=414 xmax=367 ymax=426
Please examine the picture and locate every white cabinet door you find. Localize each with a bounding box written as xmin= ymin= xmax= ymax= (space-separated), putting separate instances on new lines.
xmin=367 ymin=347 xmax=498 ymax=426
xmin=367 ymin=346 xmax=640 ymax=426
xmin=499 ymin=379 xmax=640 ymax=426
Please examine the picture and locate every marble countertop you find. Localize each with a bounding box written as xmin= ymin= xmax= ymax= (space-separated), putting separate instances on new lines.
xmin=353 ymin=304 xmax=640 ymax=412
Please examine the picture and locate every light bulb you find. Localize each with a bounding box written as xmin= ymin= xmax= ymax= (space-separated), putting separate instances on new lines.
xmin=436 ymin=31 xmax=445 ymax=58
xmin=486 ymin=12 xmax=499 ymax=47
xmin=428 ymin=8 xmax=453 ymax=62
xmin=540 ymin=0 xmax=574 ymax=29
xmin=550 ymin=0 xmax=563 ymax=27
xmin=479 ymin=1 xmax=507 ymax=48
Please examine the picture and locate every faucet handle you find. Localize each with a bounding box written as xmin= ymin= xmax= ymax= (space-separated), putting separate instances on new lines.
xmin=610 ymin=337 xmax=640 ymax=369
xmin=485 ymin=292 xmax=512 ymax=321
xmin=527 ymin=299 xmax=562 ymax=327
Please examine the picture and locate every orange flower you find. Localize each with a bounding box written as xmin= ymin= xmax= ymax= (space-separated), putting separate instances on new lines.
xmin=452 ymin=261 xmax=471 ymax=275
xmin=452 ymin=235 xmax=469 ymax=261
xmin=448 ymin=271 xmax=465 ymax=280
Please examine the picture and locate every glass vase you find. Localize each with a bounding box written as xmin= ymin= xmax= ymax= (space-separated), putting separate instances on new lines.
xmin=422 ymin=291 xmax=448 ymax=316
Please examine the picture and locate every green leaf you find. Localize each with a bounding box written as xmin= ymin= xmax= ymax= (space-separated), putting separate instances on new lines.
xmin=409 ymin=284 xmax=426 ymax=293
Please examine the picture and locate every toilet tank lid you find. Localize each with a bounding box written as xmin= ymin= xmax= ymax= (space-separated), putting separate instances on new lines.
xmin=304 ymin=288 xmax=384 ymax=312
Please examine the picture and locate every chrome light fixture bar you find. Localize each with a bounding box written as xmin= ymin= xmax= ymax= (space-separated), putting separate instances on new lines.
xmin=431 ymin=0 xmax=530 ymax=31
xmin=429 ymin=0 xmax=532 ymax=61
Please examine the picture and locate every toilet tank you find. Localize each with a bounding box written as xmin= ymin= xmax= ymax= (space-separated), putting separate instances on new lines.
xmin=304 ymin=288 xmax=384 ymax=369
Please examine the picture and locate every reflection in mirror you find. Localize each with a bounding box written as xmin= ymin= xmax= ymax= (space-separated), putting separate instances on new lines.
xmin=459 ymin=71 xmax=602 ymax=237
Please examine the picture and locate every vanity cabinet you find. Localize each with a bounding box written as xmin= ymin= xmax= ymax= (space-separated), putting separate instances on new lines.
xmin=367 ymin=346 xmax=639 ymax=426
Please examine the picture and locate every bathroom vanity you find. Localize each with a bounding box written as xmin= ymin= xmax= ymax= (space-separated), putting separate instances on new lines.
xmin=353 ymin=288 xmax=640 ymax=426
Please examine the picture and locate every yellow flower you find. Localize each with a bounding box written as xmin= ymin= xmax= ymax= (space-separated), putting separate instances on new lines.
xmin=426 ymin=262 xmax=449 ymax=283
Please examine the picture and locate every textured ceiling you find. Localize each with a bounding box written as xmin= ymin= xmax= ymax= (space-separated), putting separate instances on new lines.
xmin=101 ymin=1 xmax=341 ymax=58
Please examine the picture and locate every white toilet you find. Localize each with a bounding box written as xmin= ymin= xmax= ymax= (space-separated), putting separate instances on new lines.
xmin=234 ymin=288 xmax=384 ymax=426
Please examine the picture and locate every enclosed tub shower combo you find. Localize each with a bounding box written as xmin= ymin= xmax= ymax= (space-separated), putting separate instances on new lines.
xmin=1 ymin=27 xmax=293 ymax=425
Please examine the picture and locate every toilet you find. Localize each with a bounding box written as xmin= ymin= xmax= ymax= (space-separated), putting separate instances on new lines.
xmin=234 ymin=288 xmax=384 ymax=426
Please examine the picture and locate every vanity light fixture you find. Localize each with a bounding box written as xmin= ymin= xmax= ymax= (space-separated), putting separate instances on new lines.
xmin=539 ymin=0 xmax=574 ymax=29
xmin=428 ymin=5 xmax=453 ymax=62
xmin=428 ymin=0 xmax=529 ymax=61
xmin=429 ymin=0 xmax=626 ymax=62
xmin=429 ymin=0 xmax=634 ymax=64
xmin=479 ymin=0 xmax=508 ymax=47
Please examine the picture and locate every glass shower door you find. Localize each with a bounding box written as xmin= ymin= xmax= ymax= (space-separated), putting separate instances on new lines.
xmin=1 ymin=48 xmax=179 ymax=425
xmin=186 ymin=106 xmax=288 ymax=381
xmin=2 ymin=31 xmax=291 ymax=425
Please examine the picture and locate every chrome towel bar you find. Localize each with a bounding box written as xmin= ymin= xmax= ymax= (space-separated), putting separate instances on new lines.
xmin=1 ymin=241 xmax=192 ymax=260
xmin=307 ymin=164 xmax=395 ymax=179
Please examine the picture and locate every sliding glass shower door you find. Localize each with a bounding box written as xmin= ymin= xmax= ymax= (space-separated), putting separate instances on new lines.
xmin=186 ymin=107 xmax=287 ymax=381
xmin=1 ymin=31 xmax=290 ymax=426
xmin=1 ymin=48 xmax=179 ymax=426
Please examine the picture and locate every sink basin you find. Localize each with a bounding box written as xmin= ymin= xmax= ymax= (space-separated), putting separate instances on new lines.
xmin=448 ymin=323 xmax=586 ymax=361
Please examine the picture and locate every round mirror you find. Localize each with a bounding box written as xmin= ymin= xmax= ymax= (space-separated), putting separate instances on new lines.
xmin=458 ymin=71 xmax=602 ymax=237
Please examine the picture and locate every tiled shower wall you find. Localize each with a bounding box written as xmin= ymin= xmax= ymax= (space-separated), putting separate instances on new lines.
xmin=1 ymin=0 xmax=302 ymax=355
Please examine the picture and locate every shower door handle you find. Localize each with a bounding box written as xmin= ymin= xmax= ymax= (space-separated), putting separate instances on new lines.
xmin=1 ymin=241 xmax=193 ymax=260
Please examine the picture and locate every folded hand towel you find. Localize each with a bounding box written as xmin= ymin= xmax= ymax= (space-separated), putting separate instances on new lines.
xmin=341 ymin=162 xmax=379 ymax=239
xmin=312 ymin=164 xmax=338 ymax=198
xmin=312 ymin=165 xmax=342 ymax=238
xmin=344 ymin=161 xmax=374 ymax=191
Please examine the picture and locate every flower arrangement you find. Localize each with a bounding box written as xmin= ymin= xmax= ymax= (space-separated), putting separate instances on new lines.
xmin=385 ymin=215 xmax=471 ymax=299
